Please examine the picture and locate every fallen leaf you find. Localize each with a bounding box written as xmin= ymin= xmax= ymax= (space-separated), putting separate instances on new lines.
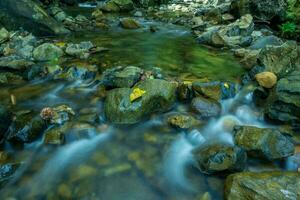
xmin=130 ymin=88 xmax=146 ymax=102
xmin=224 ymin=82 xmax=229 ymax=89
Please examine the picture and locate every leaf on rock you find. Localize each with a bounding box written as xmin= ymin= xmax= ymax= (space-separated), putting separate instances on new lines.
xmin=130 ymin=88 xmax=146 ymax=102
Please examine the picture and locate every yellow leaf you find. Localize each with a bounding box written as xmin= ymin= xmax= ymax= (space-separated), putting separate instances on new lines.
xmin=183 ymin=81 xmax=192 ymax=85
xmin=130 ymin=88 xmax=146 ymax=102
xmin=55 ymin=42 xmax=66 ymax=47
xmin=224 ymin=82 xmax=229 ymax=89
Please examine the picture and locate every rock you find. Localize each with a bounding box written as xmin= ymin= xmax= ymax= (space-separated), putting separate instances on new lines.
xmin=44 ymin=126 xmax=66 ymax=145
xmin=265 ymin=70 xmax=300 ymax=124
xmin=101 ymin=66 xmax=143 ymax=88
xmin=101 ymin=0 xmax=134 ymax=12
xmin=0 ymin=0 xmax=70 ymax=35
xmin=225 ymin=172 xmax=300 ymax=200
xmin=198 ymin=14 xmax=254 ymax=47
xmin=33 ymin=43 xmax=64 ymax=62
xmin=6 ymin=112 xmax=47 ymax=143
xmin=40 ymin=105 xmax=75 ymax=125
xmin=177 ymin=82 xmax=193 ymax=102
xmin=0 ymin=105 xmax=12 ymax=142
xmin=233 ymin=126 xmax=295 ymax=160
xmin=257 ymin=41 xmax=300 ymax=78
xmin=249 ymin=35 xmax=283 ymax=50
xmin=120 ymin=18 xmax=140 ymax=29
xmin=0 ymin=56 xmax=35 ymax=70
xmin=231 ymin=0 xmax=288 ymax=21
xmin=104 ymin=79 xmax=177 ymax=124
xmin=0 ymin=163 xmax=21 ymax=187
xmin=0 ymin=28 xmax=9 ymax=44
xmin=234 ymin=48 xmax=260 ymax=70
xmin=55 ymin=65 xmax=97 ymax=81
xmin=49 ymin=6 xmax=67 ymax=22
xmin=167 ymin=114 xmax=200 ymax=129
xmin=191 ymin=97 xmax=222 ymax=118
xmin=193 ymin=144 xmax=247 ymax=174
xmin=255 ymin=72 xmax=277 ymax=89
xmin=192 ymin=81 xmax=237 ymax=101
xmin=0 ymin=72 xmax=24 ymax=84
xmin=133 ymin=11 xmax=143 ymax=17
xmin=92 ymin=9 xmax=104 ymax=20
xmin=65 ymin=41 xmax=94 ymax=59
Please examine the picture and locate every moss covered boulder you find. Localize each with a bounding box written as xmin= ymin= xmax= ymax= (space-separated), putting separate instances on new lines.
xmin=233 ymin=126 xmax=295 ymax=160
xmin=225 ymin=172 xmax=300 ymax=200
xmin=104 ymin=79 xmax=177 ymax=124
xmin=33 ymin=43 xmax=64 ymax=62
xmin=193 ymin=144 xmax=247 ymax=174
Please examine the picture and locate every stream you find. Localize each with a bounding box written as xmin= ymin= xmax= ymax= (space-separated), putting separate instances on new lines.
xmin=0 ymin=9 xmax=296 ymax=200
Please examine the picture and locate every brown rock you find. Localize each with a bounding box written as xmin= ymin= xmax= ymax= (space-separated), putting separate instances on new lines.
xmin=255 ymin=72 xmax=277 ymax=88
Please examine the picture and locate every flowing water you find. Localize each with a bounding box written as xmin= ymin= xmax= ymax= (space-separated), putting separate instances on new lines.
xmin=1 ymin=13 xmax=294 ymax=200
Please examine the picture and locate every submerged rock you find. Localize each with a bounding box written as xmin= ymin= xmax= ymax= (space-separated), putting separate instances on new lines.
xmin=44 ymin=126 xmax=67 ymax=145
xmin=33 ymin=43 xmax=64 ymax=62
xmin=225 ymin=172 xmax=300 ymax=200
xmin=120 ymin=18 xmax=140 ymax=29
xmin=233 ymin=126 xmax=295 ymax=160
xmin=104 ymin=79 xmax=177 ymax=124
xmin=191 ymin=96 xmax=221 ymax=118
xmin=193 ymin=144 xmax=247 ymax=174
xmin=102 ymin=66 xmax=143 ymax=88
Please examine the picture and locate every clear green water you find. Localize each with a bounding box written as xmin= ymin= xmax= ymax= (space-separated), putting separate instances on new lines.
xmin=0 ymin=18 xmax=245 ymax=200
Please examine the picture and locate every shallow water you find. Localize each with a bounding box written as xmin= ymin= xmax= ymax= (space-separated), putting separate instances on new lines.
xmin=0 ymin=15 xmax=280 ymax=200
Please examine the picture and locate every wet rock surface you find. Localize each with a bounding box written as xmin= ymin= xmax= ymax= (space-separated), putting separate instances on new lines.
xmin=105 ymin=79 xmax=177 ymax=124
xmin=193 ymin=144 xmax=247 ymax=174
xmin=233 ymin=126 xmax=295 ymax=160
xmin=225 ymin=172 xmax=300 ymax=200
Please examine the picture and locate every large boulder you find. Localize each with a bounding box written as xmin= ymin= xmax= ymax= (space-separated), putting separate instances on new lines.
xmin=233 ymin=126 xmax=295 ymax=160
xmin=193 ymin=144 xmax=247 ymax=174
xmin=265 ymin=70 xmax=300 ymax=124
xmin=231 ymin=0 xmax=288 ymax=21
xmin=225 ymin=172 xmax=300 ymax=200
xmin=104 ymin=79 xmax=177 ymax=124
xmin=257 ymin=41 xmax=300 ymax=78
xmin=198 ymin=14 xmax=254 ymax=47
xmin=0 ymin=0 xmax=70 ymax=35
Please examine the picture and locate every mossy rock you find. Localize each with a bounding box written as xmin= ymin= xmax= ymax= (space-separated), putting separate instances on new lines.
xmin=104 ymin=79 xmax=177 ymax=124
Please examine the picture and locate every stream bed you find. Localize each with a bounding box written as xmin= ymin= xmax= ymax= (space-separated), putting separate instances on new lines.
xmin=1 ymin=13 xmax=296 ymax=200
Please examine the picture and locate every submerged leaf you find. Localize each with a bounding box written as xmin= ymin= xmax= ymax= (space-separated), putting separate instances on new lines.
xmin=130 ymin=88 xmax=146 ymax=102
